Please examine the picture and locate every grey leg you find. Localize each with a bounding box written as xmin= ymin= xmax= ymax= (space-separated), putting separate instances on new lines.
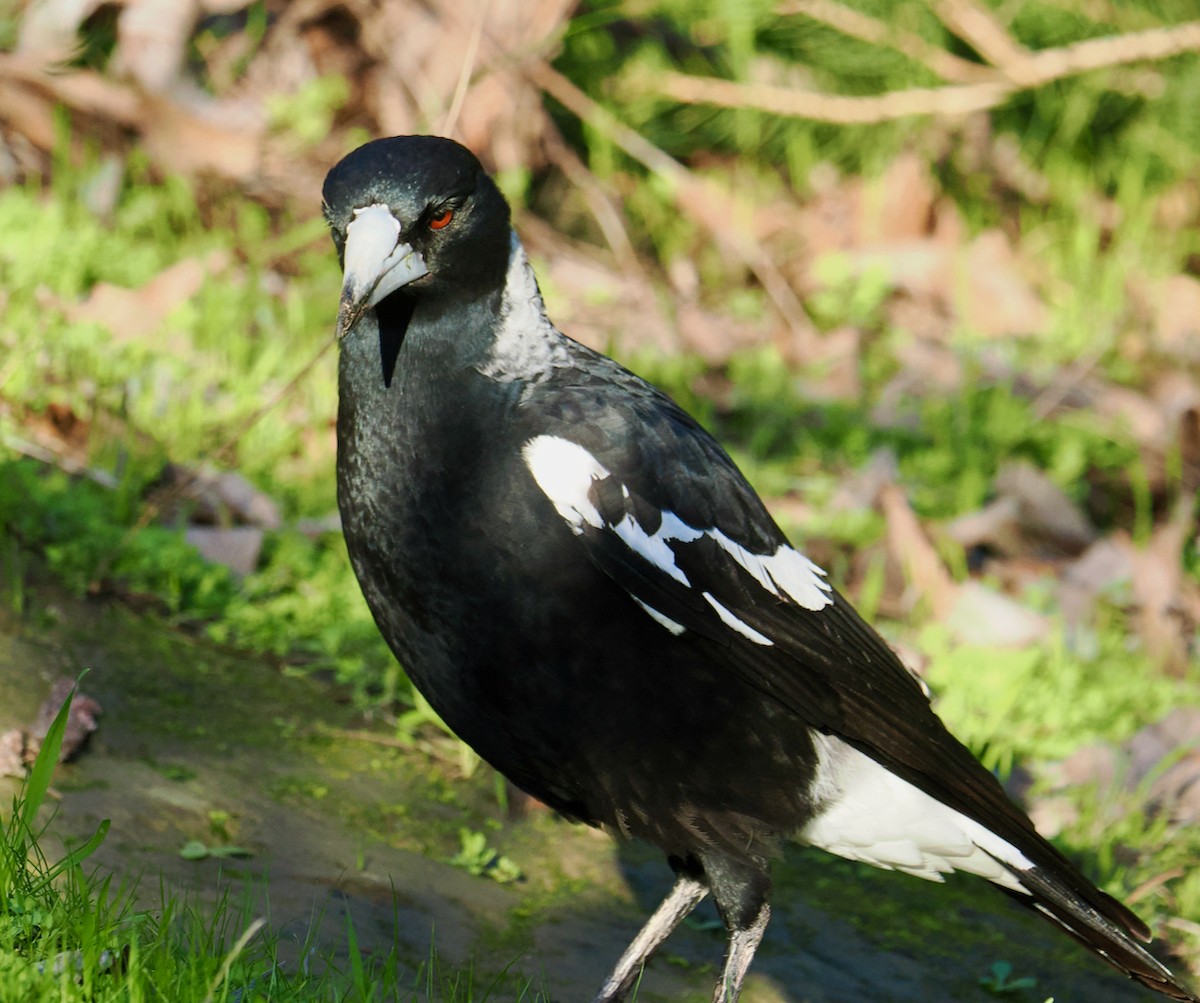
xmin=592 ymin=875 xmax=709 ymax=1003
xmin=711 ymin=903 xmax=770 ymax=1003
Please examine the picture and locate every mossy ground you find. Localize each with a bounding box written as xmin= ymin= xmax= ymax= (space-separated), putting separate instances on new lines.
xmin=0 ymin=577 xmax=1176 ymax=1002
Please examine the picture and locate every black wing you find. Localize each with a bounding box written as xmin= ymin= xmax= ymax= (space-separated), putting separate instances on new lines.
xmin=518 ymin=358 xmax=1178 ymax=987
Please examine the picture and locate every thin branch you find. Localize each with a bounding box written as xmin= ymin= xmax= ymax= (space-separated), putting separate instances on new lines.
xmin=0 ymin=432 xmax=118 ymax=489
xmin=439 ymin=0 xmax=491 ymax=138
xmin=1021 ymin=18 xmax=1200 ymax=79
xmin=526 ymin=60 xmax=816 ymax=345
xmin=780 ymin=0 xmax=991 ymax=84
xmin=933 ymin=0 xmax=1032 ymax=79
xmin=656 ymin=70 xmax=1011 ymax=124
xmin=653 ymin=18 xmax=1200 ymax=124
xmin=541 ymin=125 xmax=642 ymax=278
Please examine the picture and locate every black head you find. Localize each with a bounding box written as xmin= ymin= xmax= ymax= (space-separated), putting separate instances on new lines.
xmin=323 ymin=136 xmax=512 ymax=337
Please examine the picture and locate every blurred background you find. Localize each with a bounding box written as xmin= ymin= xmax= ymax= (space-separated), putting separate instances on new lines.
xmin=0 ymin=1 xmax=1198 ymax=1001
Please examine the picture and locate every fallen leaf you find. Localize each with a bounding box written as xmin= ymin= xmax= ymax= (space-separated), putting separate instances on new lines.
xmin=69 ymin=250 xmax=230 ymax=344
xmin=1057 ymin=533 xmax=1135 ymax=629
xmin=1131 ymin=498 xmax=1193 ymax=675
xmin=944 ymin=581 xmax=1049 ymax=648
xmin=1153 ymin=273 xmax=1200 ymax=360
xmin=115 ymin=0 xmax=201 ymax=93
xmin=958 ymin=229 xmax=1047 ymax=337
xmin=878 ymin=482 xmax=957 ymax=618
xmin=994 ymin=460 xmax=1096 ymax=556
xmin=945 ymin=496 xmax=1023 ymax=554
xmin=0 ymin=730 xmax=26 ymax=778
xmin=24 ymin=677 xmax=102 ymax=765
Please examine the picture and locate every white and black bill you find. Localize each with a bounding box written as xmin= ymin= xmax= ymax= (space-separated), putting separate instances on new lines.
xmin=336 ymin=203 xmax=429 ymax=339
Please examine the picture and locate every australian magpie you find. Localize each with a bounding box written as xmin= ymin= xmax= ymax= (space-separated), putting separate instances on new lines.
xmin=323 ymin=135 xmax=1197 ymax=1002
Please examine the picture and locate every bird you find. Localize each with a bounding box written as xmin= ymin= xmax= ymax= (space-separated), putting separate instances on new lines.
xmin=322 ymin=134 xmax=1197 ymax=1003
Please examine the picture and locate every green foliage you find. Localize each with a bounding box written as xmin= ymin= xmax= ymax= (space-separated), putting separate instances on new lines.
xmin=979 ymin=960 xmax=1040 ymax=996
xmin=0 ymin=460 xmax=235 ymax=607
xmin=267 ymin=75 xmax=353 ymax=148
xmin=0 ymin=695 xmax=541 ymax=1000
xmin=922 ymin=625 xmax=1185 ymax=776
xmin=449 ymin=829 xmax=523 ymax=885
xmin=1 ymin=686 xmax=115 ymax=1002
xmin=0 ymin=150 xmax=400 ymax=703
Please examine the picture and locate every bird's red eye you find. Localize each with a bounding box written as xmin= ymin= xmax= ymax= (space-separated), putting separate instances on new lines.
xmin=429 ymin=208 xmax=454 ymax=230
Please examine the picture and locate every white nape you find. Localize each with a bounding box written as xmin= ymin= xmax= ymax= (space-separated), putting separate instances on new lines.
xmin=479 ymin=232 xmax=570 ymax=381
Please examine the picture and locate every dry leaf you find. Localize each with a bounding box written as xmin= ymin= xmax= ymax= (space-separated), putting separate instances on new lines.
xmin=878 ymin=482 xmax=957 ymax=618
xmin=993 ymin=460 xmax=1096 ymax=556
xmin=25 ymin=678 xmax=102 ymax=765
xmin=1131 ymin=499 xmax=1194 ymax=675
xmin=958 ymin=229 xmax=1047 ymax=336
xmin=1057 ymin=534 xmax=1135 ymax=628
xmin=69 ymin=250 xmax=229 ymax=343
xmin=169 ymin=465 xmax=283 ymax=530
xmin=0 ymin=730 xmax=26 ymax=779
xmin=1153 ymin=273 xmax=1200 ymax=360
xmin=944 ymin=581 xmax=1049 ymax=648
xmin=115 ymin=0 xmax=201 ymax=92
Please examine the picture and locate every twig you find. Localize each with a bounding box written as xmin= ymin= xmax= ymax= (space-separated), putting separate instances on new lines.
xmin=1126 ymin=867 xmax=1186 ymax=906
xmin=933 ymin=0 xmax=1032 ymax=80
xmin=313 ymin=725 xmax=412 ymax=749
xmin=526 ymin=60 xmax=816 ymax=346
xmin=781 ymin=0 xmax=991 ymax=84
xmin=652 ymin=19 xmax=1200 ymax=124
xmin=439 ymin=0 xmax=491 ymax=138
xmin=655 ymin=70 xmax=1011 ymax=123
xmin=1030 ymin=344 xmax=1105 ymax=420
xmin=0 ymin=432 xmax=118 ymax=489
xmin=540 ymin=125 xmax=642 ymax=278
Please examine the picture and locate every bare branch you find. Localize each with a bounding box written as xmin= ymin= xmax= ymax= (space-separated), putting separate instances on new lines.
xmin=933 ymin=0 xmax=1032 ymax=80
xmin=781 ymin=0 xmax=991 ymax=84
xmin=1022 ymin=19 xmax=1200 ymax=80
xmin=439 ymin=0 xmax=492 ymax=138
xmin=653 ymin=19 xmax=1200 ymax=124
xmin=655 ymin=70 xmax=1011 ymax=124
xmin=526 ymin=60 xmax=817 ymax=346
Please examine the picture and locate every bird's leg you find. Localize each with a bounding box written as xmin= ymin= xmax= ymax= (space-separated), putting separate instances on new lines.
xmin=711 ymin=903 xmax=770 ymax=1003
xmin=591 ymin=875 xmax=709 ymax=1003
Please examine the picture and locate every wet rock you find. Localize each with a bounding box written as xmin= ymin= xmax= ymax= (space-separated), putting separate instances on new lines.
xmin=0 ymin=728 xmax=25 ymax=778
xmin=28 ymin=677 xmax=103 ymax=764
xmin=161 ymin=464 xmax=282 ymax=530
xmin=2 ymin=677 xmax=103 ymax=774
xmin=184 ymin=525 xmax=265 ymax=576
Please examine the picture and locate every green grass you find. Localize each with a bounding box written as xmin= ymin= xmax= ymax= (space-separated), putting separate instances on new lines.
xmin=0 ymin=690 xmax=552 ymax=1002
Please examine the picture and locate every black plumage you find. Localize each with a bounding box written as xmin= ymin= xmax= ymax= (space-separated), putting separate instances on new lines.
xmin=323 ymin=135 xmax=1197 ymax=1003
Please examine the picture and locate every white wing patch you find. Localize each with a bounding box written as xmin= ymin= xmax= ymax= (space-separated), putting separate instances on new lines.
xmin=632 ymin=598 xmax=686 ymax=635
xmin=611 ymin=509 xmax=702 ymax=586
xmin=702 ymin=593 xmax=774 ymax=645
xmin=707 ymin=528 xmax=833 ymax=612
xmin=522 ymin=436 xmax=606 ymax=530
xmin=803 ymin=733 xmax=1033 ymax=892
xmin=522 ymin=434 xmax=835 ymax=639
